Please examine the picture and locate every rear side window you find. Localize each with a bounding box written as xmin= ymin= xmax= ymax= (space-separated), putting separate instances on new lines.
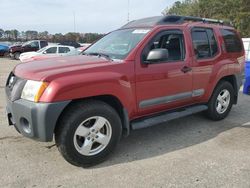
xmin=59 ymin=47 xmax=70 ymax=53
xmin=191 ymin=28 xmax=218 ymax=59
xmin=40 ymin=41 xmax=48 ymax=48
xmin=220 ymin=29 xmax=243 ymax=53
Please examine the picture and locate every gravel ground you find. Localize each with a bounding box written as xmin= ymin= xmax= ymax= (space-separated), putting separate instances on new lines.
xmin=0 ymin=57 xmax=250 ymax=188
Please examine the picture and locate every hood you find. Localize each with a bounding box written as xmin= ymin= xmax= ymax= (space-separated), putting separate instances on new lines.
xmin=10 ymin=44 xmax=22 ymax=48
xmin=20 ymin=51 xmax=38 ymax=57
xmin=9 ymin=45 xmax=22 ymax=51
xmin=0 ymin=45 xmax=9 ymax=50
xmin=19 ymin=52 xmax=39 ymax=63
xmin=14 ymin=55 xmax=113 ymax=81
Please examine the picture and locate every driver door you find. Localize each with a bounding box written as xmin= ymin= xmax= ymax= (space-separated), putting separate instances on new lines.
xmin=135 ymin=29 xmax=194 ymax=116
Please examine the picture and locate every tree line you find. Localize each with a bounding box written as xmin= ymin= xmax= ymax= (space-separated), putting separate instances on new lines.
xmin=163 ymin=0 xmax=250 ymax=37
xmin=0 ymin=29 xmax=105 ymax=43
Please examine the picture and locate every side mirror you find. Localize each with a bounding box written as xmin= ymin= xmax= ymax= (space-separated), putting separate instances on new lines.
xmin=145 ymin=49 xmax=169 ymax=63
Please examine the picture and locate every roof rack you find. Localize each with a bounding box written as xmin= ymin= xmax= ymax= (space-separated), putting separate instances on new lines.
xmin=121 ymin=15 xmax=232 ymax=29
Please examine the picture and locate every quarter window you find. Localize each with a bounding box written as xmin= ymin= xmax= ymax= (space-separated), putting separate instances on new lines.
xmin=40 ymin=41 xmax=48 ymax=48
xmin=191 ymin=28 xmax=218 ymax=59
xmin=220 ymin=29 xmax=243 ymax=53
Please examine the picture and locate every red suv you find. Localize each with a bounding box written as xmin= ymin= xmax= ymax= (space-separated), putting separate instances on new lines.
xmin=5 ymin=15 xmax=245 ymax=167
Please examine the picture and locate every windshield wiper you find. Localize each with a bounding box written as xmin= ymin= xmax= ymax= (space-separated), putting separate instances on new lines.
xmin=83 ymin=52 xmax=113 ymax=61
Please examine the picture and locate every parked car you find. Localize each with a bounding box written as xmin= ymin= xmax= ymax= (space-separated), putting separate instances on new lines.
xmin=59 ymin=41 xmax=81 ymax=48
xmin=9 ymin=40 xmax=48 ymax=60
xmin=5 ymin=15 xmax=245 ymax=167
xmin=0 ymin=44 xmax=9 ymax=57
xmin=19 ymin=45 xmax=79 ymax=62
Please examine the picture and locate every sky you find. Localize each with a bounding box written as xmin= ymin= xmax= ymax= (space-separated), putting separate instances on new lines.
xmin=1 ymin=0 xmax=176 ymax=34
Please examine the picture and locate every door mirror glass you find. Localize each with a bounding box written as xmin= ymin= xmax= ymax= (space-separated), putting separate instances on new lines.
xmin=145 ymin=49 xmax=169 ymax=63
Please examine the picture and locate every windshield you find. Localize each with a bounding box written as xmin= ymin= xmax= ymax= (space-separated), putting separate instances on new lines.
xmin=21 ymin=41 xmax=31 ymax=47
xmin=84 ymin=28 xmax=151 ymax=60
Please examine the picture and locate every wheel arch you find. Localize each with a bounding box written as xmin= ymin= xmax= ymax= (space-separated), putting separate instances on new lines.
xmin=54 ymin=95 xmax=130 ymax=138
xmin=211 ymin=74 xmax=239 ymax=104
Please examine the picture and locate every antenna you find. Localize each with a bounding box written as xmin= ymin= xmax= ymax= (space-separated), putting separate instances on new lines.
xmin=127 ymin=0 xmax=130 ymax=22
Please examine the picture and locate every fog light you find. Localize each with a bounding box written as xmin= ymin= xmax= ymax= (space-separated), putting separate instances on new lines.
xmin=20 ymin=117 xmax=31 ymax=134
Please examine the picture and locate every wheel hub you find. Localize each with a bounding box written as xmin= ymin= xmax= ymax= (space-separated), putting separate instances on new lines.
xmin=73 ymin=116 xmax=112 ymax=156
xmin=216 ymin=89 xmax=230 ymax=114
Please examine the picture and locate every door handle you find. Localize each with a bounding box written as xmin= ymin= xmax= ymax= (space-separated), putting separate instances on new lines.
xmin=181 ymin=66 xmax=192 ymax=73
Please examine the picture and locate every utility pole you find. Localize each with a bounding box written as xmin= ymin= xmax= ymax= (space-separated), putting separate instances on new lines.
xmin=127 ymin=0 xmax=130 ymax=22
xmin=73 ymin=11 xmax=76 ymax=33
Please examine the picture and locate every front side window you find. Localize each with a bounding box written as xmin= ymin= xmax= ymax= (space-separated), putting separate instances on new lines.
xmin=59 ymin=47 xmax=70 ymax=53
xmin=45 ymin=47 xmax=57 ymax=54
xmin=191 ymin=28 xmax=218 ymax=59
xmin=84 ymin=28 xmax=150 ymax=60
xmin=220 ymin=29 xmax=243 ymax=53
xmin=142 ymin=30 xmax=185 ymax=62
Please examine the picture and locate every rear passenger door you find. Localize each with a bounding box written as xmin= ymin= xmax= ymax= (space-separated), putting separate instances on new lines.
xmin=191 ymin=27 xmax=219 ymax=101
xmin=59 ymin=47 xmax=71 ymax=56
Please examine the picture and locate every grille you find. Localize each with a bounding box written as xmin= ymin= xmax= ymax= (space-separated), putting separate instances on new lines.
xmin=5 ymin=72 xmax=27 ymax=101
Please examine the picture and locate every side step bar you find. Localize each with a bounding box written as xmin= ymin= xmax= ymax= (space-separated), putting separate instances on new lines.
xmin=131 ymin=105 xmax=208 ymax=130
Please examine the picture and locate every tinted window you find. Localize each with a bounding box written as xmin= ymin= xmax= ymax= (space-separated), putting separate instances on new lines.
xmin=59 ymin=47 xmax=70 ymax=53
xmin=143 ymin=31 xmax=185 ymax=62
xmin=206 ymin=29 xmax=218 ymax=56
xmin=192 ymin=30 xmax=210 ymax=59
xmin=191 ymin=28 xmax=218 ymax=59
xmin=40 ymin=41 xmax=48 ymax=48
xmin=220 ymin=29 xmax=243 ymax=53
xmin=45 ymin=47 xmax=57 ymax=54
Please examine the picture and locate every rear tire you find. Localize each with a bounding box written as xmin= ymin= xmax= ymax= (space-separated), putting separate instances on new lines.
xmin=205 ymin=81 xmax=234 ymax=121
xmin=55 ymin=100 xmax=122 ymax=167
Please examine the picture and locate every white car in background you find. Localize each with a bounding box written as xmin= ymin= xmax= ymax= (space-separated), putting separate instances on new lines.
xmin=19 ymin=45 xmax=79 ymax=62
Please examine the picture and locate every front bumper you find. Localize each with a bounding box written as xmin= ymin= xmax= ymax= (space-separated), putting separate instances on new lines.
xmin=6 ymin=98 xmax=70 ymax=142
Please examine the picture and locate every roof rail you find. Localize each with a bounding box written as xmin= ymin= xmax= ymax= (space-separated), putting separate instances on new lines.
xmin=161 ymin=15 xmax=232 ymax=26
xmin=121 ymin=15 xmax=232 ymax=29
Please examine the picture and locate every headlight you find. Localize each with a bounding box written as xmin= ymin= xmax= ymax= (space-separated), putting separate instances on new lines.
xmin=21 ymin=80 xmax=48 ymax=102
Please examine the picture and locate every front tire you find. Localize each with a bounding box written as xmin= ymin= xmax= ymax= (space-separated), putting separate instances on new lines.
xmin=205 ymin=81 xmax=234 ymax=121
xmin=14 ymin=52 xmax=20 ymax=60
xmin=55 ymin=100 xmax=122 ymax=167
